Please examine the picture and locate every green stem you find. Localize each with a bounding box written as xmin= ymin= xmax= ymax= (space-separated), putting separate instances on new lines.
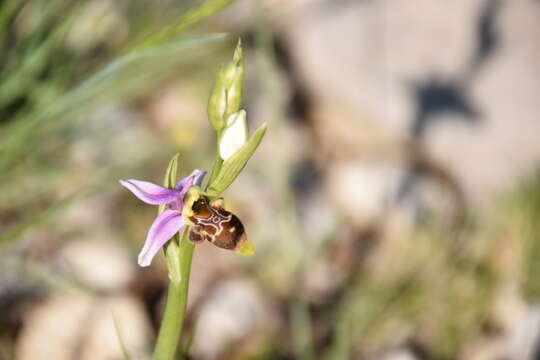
xmin=153 ymin=231 xmax=195 ymax=360
xmin=207 ymin=132 xmax=223 ymax=187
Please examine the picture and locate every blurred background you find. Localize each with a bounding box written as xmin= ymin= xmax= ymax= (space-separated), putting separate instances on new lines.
xmin=1 ymin=0 xmax=540 ymax=359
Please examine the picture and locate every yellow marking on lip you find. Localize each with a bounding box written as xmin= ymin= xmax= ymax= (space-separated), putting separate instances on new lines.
xmin=236 ymin=241 xmax=255 ymax=256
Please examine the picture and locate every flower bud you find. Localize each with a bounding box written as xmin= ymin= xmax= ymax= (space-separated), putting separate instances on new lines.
xmin=207 ymin=67 xmax=227 ymax=131
xmin=219 ymin=110 xmax=248 ymax=160
xmin=207 ymin=39 xmax=244 ymax=131
xmin=222 ymin=40 xmax=244 ymax=116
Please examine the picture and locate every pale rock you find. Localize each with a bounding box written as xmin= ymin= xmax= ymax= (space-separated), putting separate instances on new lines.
xmin=60 ymin=239 xmax=135 ymax=292
xmin=374 ymin=347 xmax=420 ymax=360
xmin=282 ymin=0 xmax=540 ymax=212
xmin=80 ymin=295 xmax=152 ymax=360
xmin=432 ymin=0 xmax=540 ymax=206
xmin=508 ymin=305 xmax=540 ymax=360
xmin=462 ymin=337 xmax=509 ymax=360
xmin=192 ymin=278 xmax=276 ymax=359
xmin=303 ymin=258 xmax=343 ymax=304
xmin=326 ymin=161 xmax=405 ymax=227
xmin=68 ymin=104 xmax=159 ymax=178
xmin=61 ymin=195 xmax=115 ymax=231
xmin=16 ymin=294 xmax=151 ymax=360
xmin=146 ymin=85 xmax=209 ymax=149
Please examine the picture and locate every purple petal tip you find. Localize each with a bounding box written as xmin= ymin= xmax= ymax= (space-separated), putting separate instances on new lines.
xmin=119 ymin=179 xmax=182 ymax=205
xmin=136 ymin=210 xmax=184 ymax=267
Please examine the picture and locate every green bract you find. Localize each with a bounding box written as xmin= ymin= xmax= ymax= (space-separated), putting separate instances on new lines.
xmin=207 ymin=122 xmax=267 ymax=197
xmin=159 ymin=153 xmax=180 ymax=213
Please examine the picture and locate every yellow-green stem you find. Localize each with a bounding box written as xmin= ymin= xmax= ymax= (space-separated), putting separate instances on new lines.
xmin=153 ymin=231 xmax=195 ymax=360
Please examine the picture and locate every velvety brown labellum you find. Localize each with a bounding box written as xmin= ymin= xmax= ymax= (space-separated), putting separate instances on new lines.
xmin=188 ymin=199 xmax=246 ymax=251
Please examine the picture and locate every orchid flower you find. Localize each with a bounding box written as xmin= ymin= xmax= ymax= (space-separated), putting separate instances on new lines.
xmin=119 ymin=40 xmax=267 ymax=360
xmin=119 ymin=169 xmax=206 ymax=267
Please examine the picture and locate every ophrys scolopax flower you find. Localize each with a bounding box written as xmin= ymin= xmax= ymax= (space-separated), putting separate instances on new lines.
xmin=119 ymin=169 xmax=206 ymax=267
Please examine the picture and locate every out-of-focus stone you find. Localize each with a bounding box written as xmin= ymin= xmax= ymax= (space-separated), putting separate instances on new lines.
xmin=303 ymin=258 xmax=344 ymax=304
xmin=17 ymin=295 xmax=92 ymax=360
xmin=80 ymin=295 xmax=152 ymax=360
xmin=146 ymin=85 xmax=209 ymax=149
xmin=16 ymin=294 xmax=151 ymax=360
xmin=282 ymin=0 xmax=540 ymax=211
xmin=191 ymin=278 xmax=277 ymax=360
xmin=428 ymin=1 xmax=540 ymax=206
xmin=508 ymin=305 xmax=540 ymax=360
xmin=283 ymin=0 xmax=479 ymax=142
xmin=60 ymin=239 xmax=135 ymax=292
xmin=462 ymin=336 xmax=509 ymax=360
xmin=67 ymin=104 xmax=160 ymax=178
xmin=297 ymin=186 xmax=337 ymax=246
xmin=326 ymin=161 xmax=405 ymax=227
xmin=61 ymin=195 xmax=116 ymax=232
xmin=373 ymin=347 xmax=420 ymax=360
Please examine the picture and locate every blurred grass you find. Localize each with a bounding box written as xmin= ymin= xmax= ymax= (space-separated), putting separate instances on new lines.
xmin=2 ymin=1 xmax=540 ymax=359
xmin=318 ymin=174 xmax=540 ymax=359
xmin=0 ymin=0 xmax=236 ymax=249
xmin=501 ymin=173 xmax=540 ymax=302
xmin=0 ymin=0 xmax=233 ymax=170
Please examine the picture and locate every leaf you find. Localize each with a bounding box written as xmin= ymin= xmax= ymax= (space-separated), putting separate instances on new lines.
xmin=207 ymin=122 xmax=267 ymax=197
xmin=0 ymin=34 xmax=227 ymax=170
xmin=73 ymin=34 xmax=228 ymax=103
xmin=134 ymin=0 xmax=236 ymax=50
xmin=112 ymin=312 xmax=131 ymax=360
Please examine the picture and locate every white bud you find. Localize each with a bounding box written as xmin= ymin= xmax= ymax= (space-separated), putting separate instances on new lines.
xmin=219 ymin=110 xmax=248 ymax=160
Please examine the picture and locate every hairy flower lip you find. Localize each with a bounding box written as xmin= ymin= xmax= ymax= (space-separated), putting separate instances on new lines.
xmin=119 ymin=169 xmax=207 ymax=267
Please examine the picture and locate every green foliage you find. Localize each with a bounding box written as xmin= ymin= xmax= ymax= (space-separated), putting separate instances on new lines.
xmin=503 ymin=175 xmax=540 ymax=301
xmin=207 ymin=122 xmax=267 ymax=197
xmin=0 ymin=0 xmax=236 ymax=249
xmin=133 ymin=0 xmax=235 ymax=51
xmin=0 ymin=33 xmax=227 ymax=170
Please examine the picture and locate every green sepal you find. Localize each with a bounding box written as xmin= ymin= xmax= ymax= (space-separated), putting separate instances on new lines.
xmin=159 ymin=153 xmax=180 ymax=214
xmin=161 ymin=153 xmax=182 ymax=284
xmin=207 ymin=122 xmax=267 ymax=197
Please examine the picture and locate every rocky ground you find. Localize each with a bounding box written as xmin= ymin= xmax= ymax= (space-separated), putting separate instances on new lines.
xmin=1 ymin=0 xmax=540 ymax=359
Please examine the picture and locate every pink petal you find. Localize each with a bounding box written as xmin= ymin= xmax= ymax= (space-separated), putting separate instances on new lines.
xmin=138 ymin=210 xmax=184 ymax=267
xmin=175 ymin=169 xmax=207 ymax=196
xmin=119 ymin=179 xmax=181 ymax=205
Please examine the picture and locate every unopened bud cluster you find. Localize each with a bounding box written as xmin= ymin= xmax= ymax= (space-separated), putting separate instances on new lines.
xmin=208 ymin=40 xmax=248 ymax=160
